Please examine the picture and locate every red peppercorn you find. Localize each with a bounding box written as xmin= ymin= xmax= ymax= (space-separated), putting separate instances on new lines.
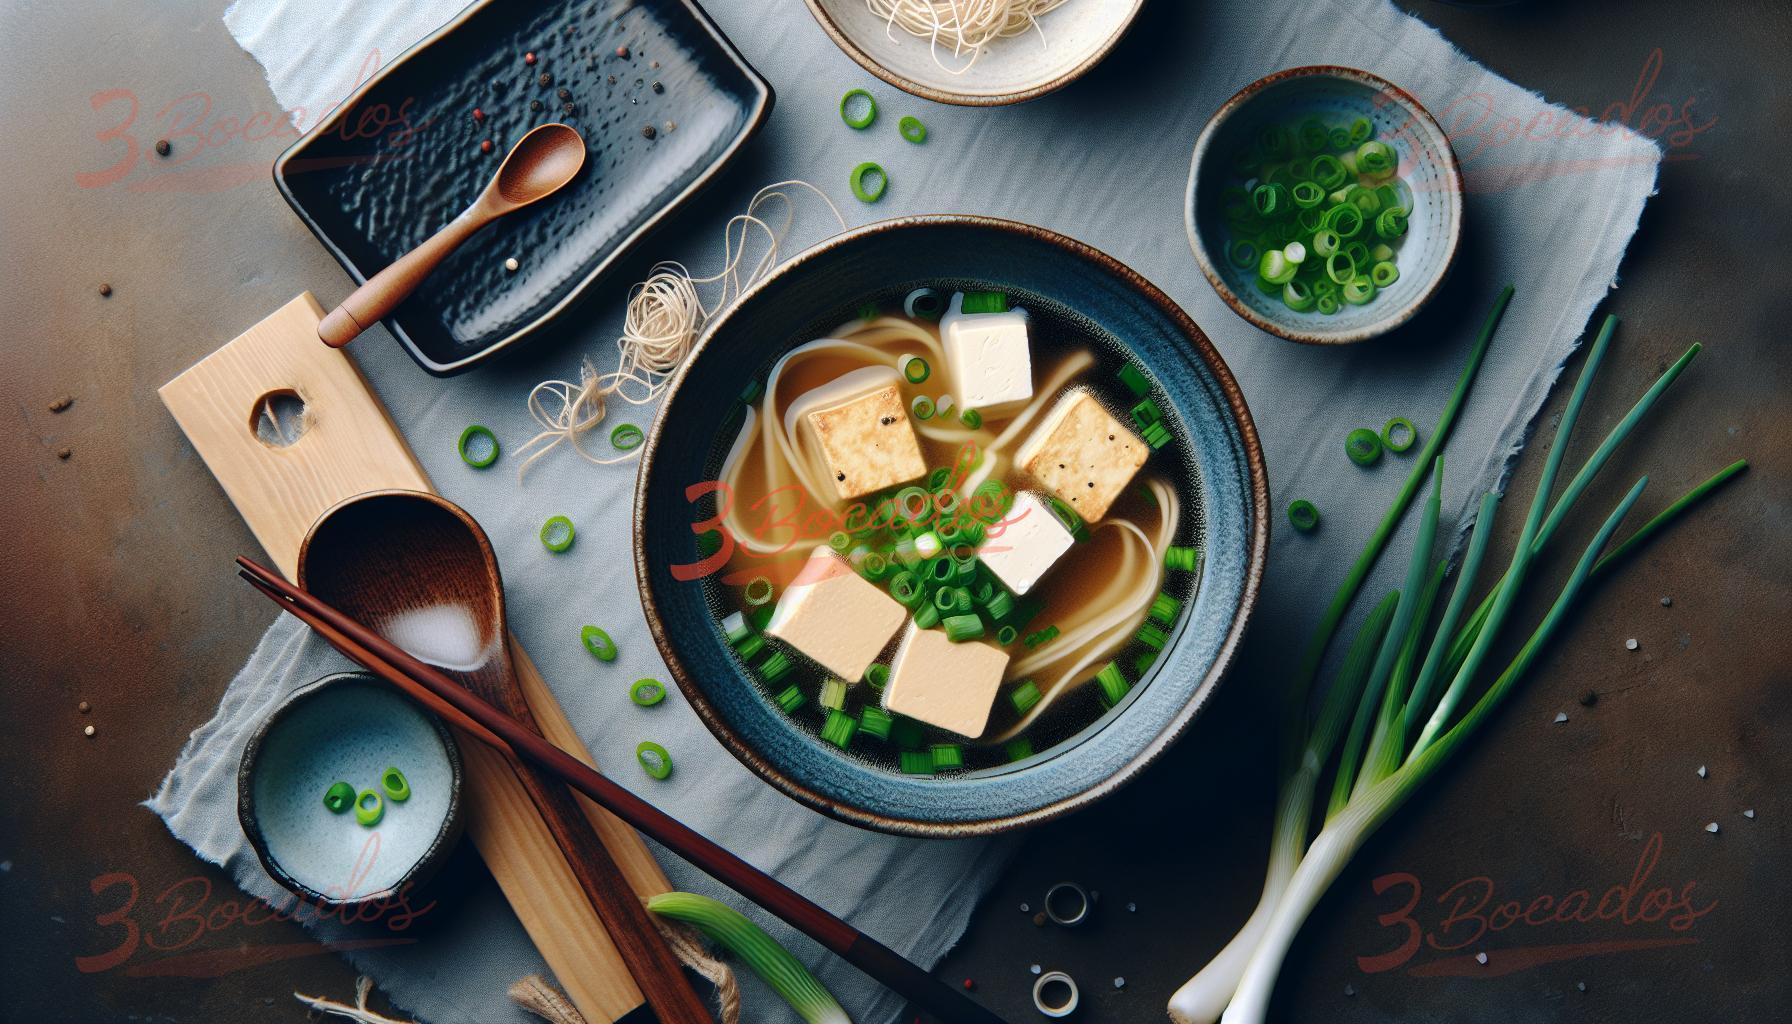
xmin=472 ymin=107 xmax=485 ymax=121
xmin=480 ymin=139 xmax=494 ymax=154
xmin=615 ymin=45 xmax=630 ymax=58
xmin=524 ymin=51 xmax=537 ymax=65
xmin=962 ymin=978 xmax=974 ymax=990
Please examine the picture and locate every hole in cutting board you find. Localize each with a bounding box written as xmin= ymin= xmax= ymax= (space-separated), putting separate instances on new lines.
xmin=252 ymin=389 xmax=309 ymax=448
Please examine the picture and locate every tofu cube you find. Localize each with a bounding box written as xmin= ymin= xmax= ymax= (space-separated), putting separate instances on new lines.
xmin=978 ymin=491 xmax=1076 ymax=596
xmin=940 ymin=293 xmax=1034 ymax=415
xmin=800 ymin=371 xmax=928 ymax=502
xmin=1015 ymin=390 xmax=1148 ymax=522
xmin=883 ymin=623 xmax=1011 ymax=739
xmin=766 ymin=547 xmax=909 ymax=680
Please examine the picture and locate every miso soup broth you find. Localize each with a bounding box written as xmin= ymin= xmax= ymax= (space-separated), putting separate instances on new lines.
xmin=700 ymin=285 xmax=1204 ymax=776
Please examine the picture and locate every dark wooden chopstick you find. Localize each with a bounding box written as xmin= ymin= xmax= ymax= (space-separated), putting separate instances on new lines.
xmin=237 ymin=556 xmax=1009 ymax=1024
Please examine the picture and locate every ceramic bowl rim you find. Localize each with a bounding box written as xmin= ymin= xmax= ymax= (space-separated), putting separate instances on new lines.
xmin=237 ymin=671 xmax=465 ymax=908
xmin=799 ymin=0 xmax=1145 ymax=106
xmin=633 ymin=214 xmax=1270 ymax=836
xmin=1184 ymin=65 xmax=1464 ymax=346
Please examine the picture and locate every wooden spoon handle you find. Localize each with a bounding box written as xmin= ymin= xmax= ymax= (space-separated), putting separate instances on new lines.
xmin=318 ymin=207 xmax=488 ymax=348
xmin=505 ymin=754 xmax=714 ymax=1024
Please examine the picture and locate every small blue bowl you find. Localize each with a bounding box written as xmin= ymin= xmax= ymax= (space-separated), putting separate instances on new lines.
xmin=635 ymin=216 xmax=1269 ymax=836
xmin=238 ymin=673 xmax=464 ymax=906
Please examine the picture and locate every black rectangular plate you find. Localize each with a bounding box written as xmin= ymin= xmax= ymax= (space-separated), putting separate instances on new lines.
xmin=274 ymin=0 xmax=772 ymax=375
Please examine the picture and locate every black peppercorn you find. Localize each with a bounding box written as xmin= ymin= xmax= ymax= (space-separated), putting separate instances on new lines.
xmin=557 ymin=87 xmax=571 ymax=99
xmin=538 ymin=72 xmax=553 ymax=87
xmin=530 ymin=99 xmax=543 ymax=112
xmin=154 ymin=139 xmax=171 ymax=156
xmin=641 ymin=124 xmax=657 ymax=139
xmin=651 ymin=81 xmax=663 ymax=93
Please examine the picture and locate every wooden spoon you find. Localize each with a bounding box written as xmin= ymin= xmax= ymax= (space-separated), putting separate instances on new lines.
xmin=317 ymin=123 xmax=587 ymax=348
xmin=297 ymin=489 xmax=711 ymax=1024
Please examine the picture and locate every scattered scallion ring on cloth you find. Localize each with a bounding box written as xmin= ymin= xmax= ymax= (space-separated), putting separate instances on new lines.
xmin=322 ymin=781 xmax=355 ymax=814
xmin=354 ymin=789 xmax=384 ymax=827
xmin=379 ymin=766 xmax=411 ymax=802
xmin=1287 ymin=499 xmax=1321 ymax=532
xmin=635 ymin=740 xmax=673 ymax=780
xmin=838 ymin=88 xmax=876 ymax=129
xmin=898 ymin=115 xmax=927 ymax=143
xmin=1346 ymin=426 xmax=1384 ymax=466
xmin=647 ymin=892 xmax=853 ymax=1024
xmin=581 ymin=625 xmax=618 ymax=661
xmin=742 ymin=576 xmax=774 ymax=606
xmin=457 ymin=424 xmax=499 ymax=468
xmin=539 ymin=515 xmax=576 ymax=552
xmin=849 ymin=161 xmax=887 ymax=203
xmin=610 ymin=423 xmax=644 ymax=451
xmin=630 ymin=678 xmax=667 ymax=706
xmin=1382 ymin=416 xmax=1418 ymax=453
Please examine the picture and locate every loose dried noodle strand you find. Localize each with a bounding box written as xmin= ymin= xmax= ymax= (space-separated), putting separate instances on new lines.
xmin=518 ymin=181 xmax=846 ymax=480
xmin=867 ymin=0 xmax=1070 ymax=74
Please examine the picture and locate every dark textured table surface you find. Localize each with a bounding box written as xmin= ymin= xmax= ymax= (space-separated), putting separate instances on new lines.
xmin=2 ymin=1 xmax=1786 ymax=1022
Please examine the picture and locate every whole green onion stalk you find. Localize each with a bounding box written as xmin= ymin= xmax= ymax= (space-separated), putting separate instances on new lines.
xmin=1167 ymin=295 xmax=1745 ymax=1024
xmin=648 ymin=892 xmax=853 ymax=1024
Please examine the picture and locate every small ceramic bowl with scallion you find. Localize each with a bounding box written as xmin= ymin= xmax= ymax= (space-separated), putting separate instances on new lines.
xmin=238 ymin=673 xmax=463 ymax=908
xmin=1185 ymin=66 xmax=1463 ymax=345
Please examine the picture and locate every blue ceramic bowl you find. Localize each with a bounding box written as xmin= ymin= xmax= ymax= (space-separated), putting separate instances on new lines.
xmin=635 ymin=216 xmax=1268 ymax=836
xmin=238 ymin=673 xmax=464 ymax=906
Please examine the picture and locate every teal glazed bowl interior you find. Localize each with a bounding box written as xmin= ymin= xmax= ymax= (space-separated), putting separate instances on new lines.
xmin=1185 ymin=66 xmax=1463 ymax=345
xmin=635 ymin=216 xmax=1268 ymax=836
xmin=239 ymin=673 xmax=463 ymax=906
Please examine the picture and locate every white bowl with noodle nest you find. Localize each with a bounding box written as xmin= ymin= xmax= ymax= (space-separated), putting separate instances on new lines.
xmin=803 ymin=0 xmax=1145 ymax=105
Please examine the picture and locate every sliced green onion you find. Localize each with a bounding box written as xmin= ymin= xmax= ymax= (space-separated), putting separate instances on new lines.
xmin=648 ymin=892 xmax=851 ymax=1024
xmin=378 ymin=766 xmax=410 ymax=802
xmin=929 ymin=744 xmax=963 ymax=771
xmin=912 ymin=602 xmax=942 ymax=629
xmin=1135 ymin=623 xmax=1168 ymax=651
xmin=849 ymin=161 xmax=887 ymax=203
xmin=960 ymin=408 xmax=983 ymax=429
xmin=1010 ymin=679 xmax=1042 ymax=713
xmin=1349 ymin=117 xmax=1374 ymax=144
xmin=902 ymin=355 xmax=931 ymax=384
xmin=839 ymin=88 xmax=876 ymax=129
xmin=1316 ymin=294 xmax=1341 ymax=315
xmin=903 ymin=288 xmax=944 ymax=320
xmin=457 ymin=424 xmax=499 ymax=468
xmin=1382 ymin=417 xmax=1417 ymax=453
xmin=900 ymin=750 xmax=934 ymax=775
xmin=540 ymin=515 xmax=575 ymax=553
xmin=1356 ymin=140 xmax=1396 ymax=174
xmin=1132 ymin=397 xmax=1163 ymax=427
xmin=1309 ymin=153 xmax=1347 ymax=190
xmin=1045 ymin=495 xmax=1090 ymax=542
xmin=581 ymin=625 xmax=619 ymax=661
xmin=1149 ymin=592 xmax=1181 ymax=623
xmin=636 ymin=740 xmax=673 ymax=780
xmin=1024 ymin=625 xmax=1059 ymax=649
xmin=774 ymin=684 xmax=805 ymax=714
xmin=1258 ymin=249 xmax=1296 ymax=285
xmin=983 ymin=589 xmax=1015 ymax=621
xmin=860 ymin=552 xmax=891 ymax=581
xmin=898 ymin=114 xmax=927 ymax=143
xmin=760 ymin=651 xmax=793 ymax=683
xmin=856 ymin=301 xmax=879 ymax=322
xmin=1228 ymin=240 xmax=1260 ymax=269
xmin=1288 ymin=498 xmax=1321 ymax=532
xmin=1343 ymin=275 xmax=1377 ymax=305
xmin=959 ymin=291 xmax=1009 ymax=314
xmin=1164 ymin=545 xmax=1200 ymax=572
xmin=888 ymin=571 xmax=925 ymax=608
xmin=630 ymin=678 xmax=666 ymax=706
xmin=1005 ymin=738 xmax=1034 ymax=762
xmin=864 ymin=663 xmax=890 ymax=691
xmin=1134 ymin=650 xmax=1159 ymax=676
xmin=1117 ymin=362 xmax=1150 ymax=397
xmin=323 ymin=781 xmax=355 ymax=814
xmin=995 ymin=624 xmax=1018 ymax=646
xmin=354 ymin=789 xmax=383 ymax=827
xmin=1325 ymin=251 xmax=1355 ymax=285
xmin=1095 ymin=662 xmax=1129 ymax=708
xmin=1375 ymin=208 xmax=1408 ymax=240
xmin=817 ymin=678 xmax=847 ymax=711
xmin=1283 ymin=279 xmax=1316 ymax=312
xmin=942 ymin=613 xmax=985 ymax=642
xmin=820 ymin=709 xmax=857 ymax=749
xmin=858 ymin=706 xmax=893 ymax=740
xmin=734 ymin=633 xmax=766 ymax=662
xmin=827 ymin=530 xmax=852 ymax=555
xmin=1141 ymin=420 xmax=1173 ymax=449
xmin=611 ymin=423 xmax=644 ymax=451
xmin=1346 ymin=427 xmax=1383 ymax=466
xmin=1370 ymin=261 xmax=1399 ymax=288
xmin=1290 ymin=181 xmax=1324 ymax=209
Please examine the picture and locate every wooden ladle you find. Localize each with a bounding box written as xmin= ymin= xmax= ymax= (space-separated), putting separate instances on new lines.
xmin=297 ymin=490 xmax=711 ymax=1024
xmin=317 ymin=123 xmax=587 ymax=348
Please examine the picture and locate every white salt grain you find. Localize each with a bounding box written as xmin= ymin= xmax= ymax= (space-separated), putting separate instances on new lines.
xmin=1577 ymin=981 xmax=1587 ymax=993
xmin=1554 ymin=712 xmax=1569 ymax=723
xmin=1343 ymin=984 xmax=1356 ymax=997
xmin=1030 ymin=964 xmax=1041 ymax=975
xmin=1744 ymin=809 xmax=1756 ymax=819
xmin=1705 ymin=822 xmax=1720 ymax=834
xmin=1697 ymin=765 xmax=1708 ymax=778
xmin=1475 ymin=952 xmax=1488 ymax=965
xmin=1625 ymin=638 xmax=1639 ymax=651
xmin=504 ymin=257 xmax=519 ymax=272
xmin=1113 ymin=977 xmax=1125 ymax=990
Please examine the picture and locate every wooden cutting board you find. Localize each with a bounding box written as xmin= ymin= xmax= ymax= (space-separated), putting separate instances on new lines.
xmin=160 ymin=293 xmax=667 ymax=1024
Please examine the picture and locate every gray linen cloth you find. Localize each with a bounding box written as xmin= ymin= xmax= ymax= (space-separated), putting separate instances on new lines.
xmin=151 ymin=1 xmax=1662 ymax=1021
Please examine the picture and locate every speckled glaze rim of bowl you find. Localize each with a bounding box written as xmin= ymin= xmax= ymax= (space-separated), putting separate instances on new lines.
xmin=799 ymin=0 xmax=1144 ymax=106
xmin=237 ymin=672 xmax=465 ymax=908
xmin=1184 ymin=65 xmax=1464 ymax=345
xmin=633 ymin=215 xmax=1270 ymax=836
